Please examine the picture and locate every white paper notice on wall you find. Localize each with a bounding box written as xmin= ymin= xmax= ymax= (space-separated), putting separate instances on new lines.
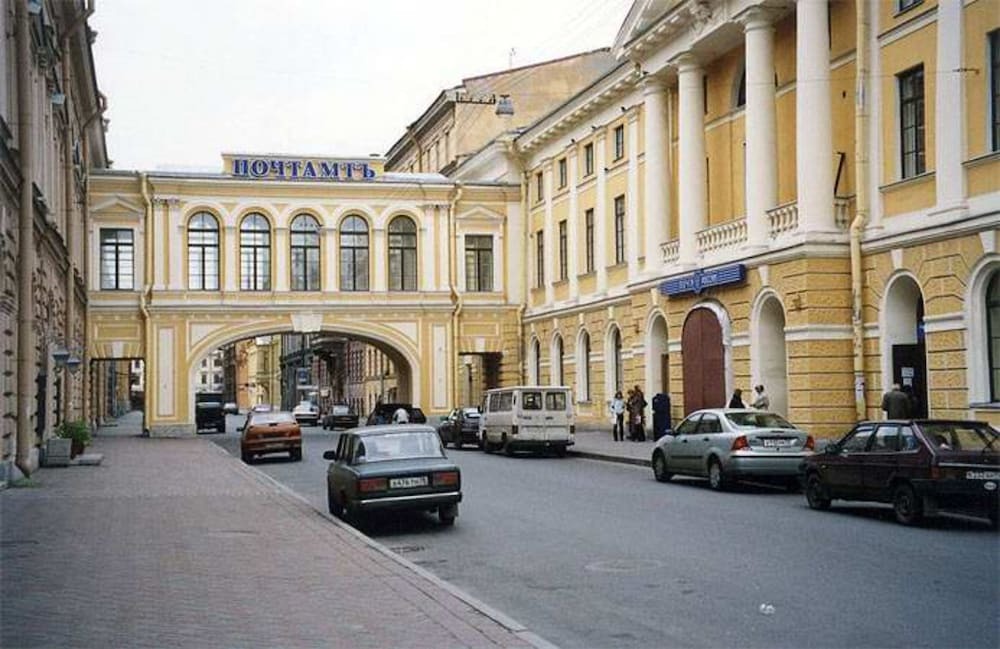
xmin=901 ymin=367 xmax=914 ymax=379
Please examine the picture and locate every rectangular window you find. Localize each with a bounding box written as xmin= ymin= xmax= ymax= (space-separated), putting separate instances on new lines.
xmin=990 ymin=30 xmax=1000 ymax=152
xmin=464 ymin=235 xmax=494 ymax=292
xmin=100 ymin=229 xmax=134 ymax=290
xmin=613 ymin=195 xmax=626 ymax=265
xmin=897 ymin=0 xmax=922 ymax=12
xmin=613 ymin=125 xmax=624 ymax=160
xmin=558 ymin=220 xmax=568 ymax=281
xmin=535 ymin=230 xmax=544 ymax=288
xmin=898 ymin=65 xmax=926 ymax=179
xmin=584 ymin=143 xmax=594 ymax=176
xmin=535 ymin=172 xmax=544 ymax=203
xmin=558 ymin=158 xmax=567 ymax=188
xmin=584 ymin=208 xmax=594 ymax=273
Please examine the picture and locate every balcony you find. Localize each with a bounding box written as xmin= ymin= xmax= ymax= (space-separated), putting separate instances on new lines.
xmin=697 ymin=218 xmax=747 ymax=253
xmin=767 ymin=197 xmax=853 ymax=238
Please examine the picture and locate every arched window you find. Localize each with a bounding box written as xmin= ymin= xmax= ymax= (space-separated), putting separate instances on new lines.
xmin=290 ymin=214 xmax=321 ymax=291
xmin=578 ymin=331 xmax=591 ymax=402
xmin=388 ymin=216 xmax=418 ymax=291
xmin=553 ymin=335 xmax=564 ymax=386
xmin=187 ymin=212 xmax=219 ymax=290
xmin=610 ymin=326 xmax=623 ymax=393
xmin=239 ymin=213 xmax=270 ymax=291
xmin=988 ymin=271 xmax=1000 ymax=401
xmin=340 ymin=215 xmax=369 ymax=291
xmin=735 ymin=69 xmax=746 ymax=108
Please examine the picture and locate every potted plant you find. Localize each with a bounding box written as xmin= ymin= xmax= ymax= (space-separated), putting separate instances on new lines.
xmin=57 ymin=420 xmax=91 ymax=458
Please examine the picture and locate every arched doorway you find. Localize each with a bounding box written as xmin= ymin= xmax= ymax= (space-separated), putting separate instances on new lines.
xmin=883 ymin=275 xmax=927 ymax=417
xmin=551 ymin=334 xmax=564 ymax=386
xmin=576 ymin=330 xmax=591 ymax=403
xmin=528 ymin=337 xmax=541 ymax=385
xmin=606 ymin=325 xmax=623 ymax=397
xmin=646 ymin=313 xmax=669 ymax=397
xmin=755 ymin=295 xmax=789 ymax=416
xmin=682 ymin=307 xmax=725 ymax=414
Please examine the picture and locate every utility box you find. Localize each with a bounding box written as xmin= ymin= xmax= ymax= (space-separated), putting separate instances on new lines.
xmin=43 ymin=437 xmax=71 ymax=467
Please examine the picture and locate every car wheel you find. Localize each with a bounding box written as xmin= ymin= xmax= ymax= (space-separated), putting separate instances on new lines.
xmin=553 ymin=445 xmax=566 ymax=458
xmin=483 ymin=436 xmax=494 ymax=454
xmin=707 ymin=458 xmax=727 ymax=491
xmin=805 ymin=474 xmax=831 ymax=510
xmin=241 ymin=450 xmax=252 ymax=464
xmin=290 ymin=447 xmax=302 ymax=462
xmin=327 ymin=484 xmax=342 ymax=517
xmin=988 ymin=507 xmax=998 ymax=530
xmin=652 ymin=451 xmax=672 ymax=483
xmin=892 ymin=483 xmax=923 ymax=526
xmin=785 ymin=477 xmax=802 ymax=493
xmin=503 ymin=437 xmax=515 ymax=456
xmin=439 ymin=503 xmax=458 ymax=526
xmin=453 ymin=436 xmax=462 ymax=450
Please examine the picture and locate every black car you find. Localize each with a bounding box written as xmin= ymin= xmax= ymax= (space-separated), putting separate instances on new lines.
xmin=365 ymin=403 xmax=427 ymax=426
xmin=322 ymin=404 xmax=359 ymax=430
xmin=194 ymin=392 xmax=226 ymax=434
xmin=437 ymin=407 xmax=481 ymax=449
xmin=801 ymin=419 xmax=999 ymax=527
xmin=323 ymin=425 xmax=461 ymax=525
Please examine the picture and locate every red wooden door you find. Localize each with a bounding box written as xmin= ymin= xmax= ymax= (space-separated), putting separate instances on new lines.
xmin=682 ymin=309 xmax=725 ymax=415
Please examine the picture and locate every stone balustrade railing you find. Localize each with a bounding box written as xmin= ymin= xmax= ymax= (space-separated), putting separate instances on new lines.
xmin=697 ymin=218 xmax=747 ymax=253
xmin=661 ymin=239 xmax=679 ymax=264
xmin=767 ymin=202 xmax=798 ymax=238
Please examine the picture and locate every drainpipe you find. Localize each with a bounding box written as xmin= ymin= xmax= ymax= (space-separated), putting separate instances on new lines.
xmin=139 ymin=173 xmax=153 ymax=432
xmin=448 ymin=182 xmax=464 ymax=407
xmin=15 ymin=0 xmax=37 ymax=477
xmin=850 ymin=0 xmax=871 ymax=421
xmin=516 ymin=170 xmax=528 ymax=385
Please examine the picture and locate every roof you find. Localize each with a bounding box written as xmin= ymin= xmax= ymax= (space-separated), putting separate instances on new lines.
xmin=350 ymin=424 xmax=438 ymax=437
xmin=484 ymin=385 xmax=572 ymax=392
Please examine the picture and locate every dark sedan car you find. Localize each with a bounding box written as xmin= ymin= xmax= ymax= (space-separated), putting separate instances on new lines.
xmin=802 ymin=420 xmax=999 ymax=527
xmin=323 ymin=425 xmax=461 ymax=525
xmin=365 ymin=403 xmax=427 ymax=426
xmin=322 ymin=404 xmax=359 ymax=430
xmin=437 ymin=407 xmax=481 ymax=449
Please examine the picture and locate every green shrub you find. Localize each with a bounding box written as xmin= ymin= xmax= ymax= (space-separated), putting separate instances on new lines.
xmin=56 ymin=420 xmax=91 ymax=447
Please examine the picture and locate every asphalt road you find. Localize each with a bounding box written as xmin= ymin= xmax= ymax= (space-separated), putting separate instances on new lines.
xmin=211 ymin=415 xmax=999 ymax=649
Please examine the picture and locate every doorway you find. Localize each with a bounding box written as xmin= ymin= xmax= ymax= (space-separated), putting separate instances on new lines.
xmin=884 ymin=275 xmax=928 ymax=418
xmin=682 ymin=308 xmax=725 ymax=414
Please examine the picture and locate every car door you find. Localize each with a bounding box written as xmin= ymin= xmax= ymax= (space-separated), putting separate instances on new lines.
xmin=689 ymin=413 xmax=723 ymax=476
xmin=330 ymin=434 xmax=355 ymax=499
xmin=821 ymin=424 xmax=875 ymax=499
xmin=862 ymin=424 xmax=901 ymax=501
xmin=668 ymin=414 xmax=703 ymax=474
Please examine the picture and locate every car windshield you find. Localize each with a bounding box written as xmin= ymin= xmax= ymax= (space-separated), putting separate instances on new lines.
xmin=252 ymin=412 xmax=295 ymax=425
xmin=332 ymin=405 xmax=349 ymax=415
xmin=921 ymin=423 xmax=998 ymax=452
xmin=725 ymin=412 xmax=796 ymax=429
xmin=461 ymin=408 xmax=480 ymax=417
xmin=361 ymin=431 xmax=444 ymax=461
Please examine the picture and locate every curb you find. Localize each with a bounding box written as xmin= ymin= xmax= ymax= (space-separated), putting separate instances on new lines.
xmin=568 ymin=450 xmax=651 ymax=468
xmin=208 ymin=442 xmax=558 ymax=649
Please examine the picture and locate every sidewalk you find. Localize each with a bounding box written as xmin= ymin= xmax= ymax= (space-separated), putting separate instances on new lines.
xmin=569 ymin=424 xmax=656 ymax=467
xmin=1 ymin=421 xmax=549 ymax=648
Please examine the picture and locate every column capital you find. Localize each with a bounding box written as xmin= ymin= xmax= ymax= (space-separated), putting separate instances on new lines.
xmin=734 ymin=5 xmax=781 ymax=32
xmin=639 ymin=73 xmax=669 ymax=95
xmin=671 ymin=51 xmax=702 ymax=74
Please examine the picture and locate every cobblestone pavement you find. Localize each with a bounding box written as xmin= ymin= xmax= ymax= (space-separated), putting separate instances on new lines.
xmin=1 ymin=433 xmax=547 ymax=649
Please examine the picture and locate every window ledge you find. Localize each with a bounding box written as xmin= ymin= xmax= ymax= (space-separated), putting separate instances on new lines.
xmin=963 ymin=151 xmax=1000 ymax=169
xmin=879 ymin=170 xmax=934 ymax=194
xmin=577 ymin=271 xmax=596 ymax=280
xmin=969 ymin=402 xmax=1000 ymax=411
xmin=606 ymin=262 xmax=628 ymax=271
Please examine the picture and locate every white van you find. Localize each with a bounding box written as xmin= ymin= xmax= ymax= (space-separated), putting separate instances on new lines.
xmin=480 ymin=386 xmax=575 ymax=456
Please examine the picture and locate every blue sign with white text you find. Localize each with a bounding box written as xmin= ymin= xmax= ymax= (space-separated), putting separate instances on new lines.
xmin=660 ymin=264 xmax=747 ymax=296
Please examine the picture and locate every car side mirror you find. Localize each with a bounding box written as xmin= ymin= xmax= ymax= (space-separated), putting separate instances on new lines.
xmin=237 ymin=425 xmax=244 ymax=432
xmin=322 ymin=450 xmax=338 ymax=461
xmin=823 ymin=445 xmax=838 ymax=455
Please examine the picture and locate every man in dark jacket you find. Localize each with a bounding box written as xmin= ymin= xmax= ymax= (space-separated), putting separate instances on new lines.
xmin=881 ymin=383 xmax=910 ymax=419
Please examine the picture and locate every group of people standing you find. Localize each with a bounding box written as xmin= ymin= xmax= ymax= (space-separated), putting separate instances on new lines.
xmin=728 ymin=384 xmax=770 ymax=410
xmin=880 ymin=383 xmax=921 ymax=419
xmin=609 ymin=386 xmax=647 ymax=442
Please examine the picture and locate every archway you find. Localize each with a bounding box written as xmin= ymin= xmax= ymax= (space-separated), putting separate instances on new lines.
xmin=682 ymin=307 xmax=726 ymax=414
xmin=606 ymin=324 xmax=623 ymax=398
xmin=882 ymin=274 xmax=927 ymax=417
xmin=576 ymin=329 xmax=591 ymax=403
xmin=551 ymin=334 xmax=564 ymax=386
xmin=527 ymin=337 xmax=541 ymax=385
xmin=753 ymin=294 xmax=789 ymax=416
xmin=645 ymin=312 xmax=669 ymax=398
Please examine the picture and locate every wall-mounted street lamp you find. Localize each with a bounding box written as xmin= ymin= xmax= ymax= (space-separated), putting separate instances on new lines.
xmin=52 ymin=345 xmax=82 ymax=375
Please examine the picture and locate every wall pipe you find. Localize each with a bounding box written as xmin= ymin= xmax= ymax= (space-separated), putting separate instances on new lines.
xmin=850 ymin=0 xmax=871 ymax=421
xmin=448 ymin=182 xmax=464 ymax=407
xmin=139 ymin=173 xmax=153 ymax=433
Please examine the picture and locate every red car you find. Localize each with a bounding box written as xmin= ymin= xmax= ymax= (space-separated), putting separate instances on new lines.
xmin=802 ymin=420 xmax=999 ymax=527
xmin=240 ymin=411 xmax=302 ymax=463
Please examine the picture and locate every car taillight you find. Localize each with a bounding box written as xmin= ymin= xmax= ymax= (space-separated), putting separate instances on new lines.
xmin=511 ymin=425 xmax=519 ymax=436
xmin=731 ymin=435 xmax=749 ymax=451
xmin=433 ymin=471 xmax=459 ymax=486
xmin=804 ymin=435 xmax=815 ymax=450
xmin=358 ymin=478 xmax=387 ymax=493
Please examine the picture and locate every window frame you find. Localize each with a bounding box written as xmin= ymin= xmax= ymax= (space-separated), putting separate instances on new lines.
xmin=584 ymin=208 xmax=595 ymax=273
xmin=535 ymin=229 xmax=545 ymax=288
xmin=558 ymin=219 xmax=568 ymax=281
xmin=897 ymin=0 xmax=922 ymax=13
xmin=535 ymin=172 xmax=544 ymax=203
xmin=558 ymin=158 xmax=567 ymax=188
xmin=289 ymin=213 xmax=321 ymax=292
xmin=613 ymin=124 xmax=625 ymax=160
xmin=987 ymin=271 xmax=1000 ymax=401
xmin=464 ymin=234 xmax=494 ymax=292
xmin=579 ymin=331 xmax=591 ymax=402
xmin=339 ymin=215 xmax=370 ymax=292
xmin=898 ymin=64 xmax=926 ymax=179
xmin=584 ymin=143 xmax=594 ymax=176
xmin=100 ymin=228 xmax=135 ymax=291
xmin=187 ymin=212 xmax=219 ymax=291
xmin=387 ymin=215 xmax=418 ymax=292
xmin=239 ymin=213 xmax=271 ymax=291
xmin=990 ymin=30 xmax=1000 ymax=153
xmin=613 ymin=195 xmax=626 ymax=265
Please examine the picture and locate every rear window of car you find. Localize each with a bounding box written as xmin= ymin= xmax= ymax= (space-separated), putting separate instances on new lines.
xmin=252 ymin=412 xmax=296 ymax=425
xmin=461 ymin=408 xmax=480 ymax=418
xmin=921 ymin=423 xmax=998 ymax=452
xmin=522 ymin=392 xmax=543 ymax=410
xmin=725 ymin=412 xmax=796 ymax=429
xmin=545 ymin=391 xmax=567 ymax=411
xmin=332 ymin=405 xmax=349 ymax=415
xmin=360 ymin=431 xmax=444 ymax=461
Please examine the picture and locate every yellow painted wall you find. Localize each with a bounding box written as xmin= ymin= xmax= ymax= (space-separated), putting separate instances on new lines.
xmin=967 ymin=157 xmax=1000 ymax=196
xmin=964 ymin=1 xmax=1000 ymax=159
xmin=831 ymin=60 xmax=857 ymax=197
xmin=878 ymin=0 xmax=939 ymax=35
xmin=830 ymin=0 xmax=857 ymax=59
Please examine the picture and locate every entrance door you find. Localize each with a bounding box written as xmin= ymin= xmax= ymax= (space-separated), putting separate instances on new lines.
xmin=682 ymin=309 xmax=725 ymax=415
xmin=892 ymin=344 xmax=927 ymax=418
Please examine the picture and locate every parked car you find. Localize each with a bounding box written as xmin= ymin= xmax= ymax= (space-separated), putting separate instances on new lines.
xmin=365 ymin=403 xmax=427 ymax=426
xmin=802 ymin=419 xmax=999 ymax=527
xmin=251 ymin=404 xmax=273 ymax=413
xmin=223 ymin=402 xmax=239 ymax=415
xmin=240 ymin=411 xmax=302 ymax=463
xmin=651 ymin=409 xmax=814 ymax=490
xmin=322 ymin=424 xmax=461 ymax=525
xmin=194 ymin=392 xmax=226 ymax=434
xmin=437 ymin=407 xmax=482 ymax=448
xmin=323 ymin=404 xmax=359 ymax=430
xmin=480 ymin=386 xmax=575 ymax=456
xmin=292 ymin=400 xmax=320 ymax=426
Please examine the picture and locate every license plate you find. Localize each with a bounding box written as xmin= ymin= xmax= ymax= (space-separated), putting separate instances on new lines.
xmin=389 ymin=476 xmax=428 ymax=489
xmin=966 ymin=470 xmax=1000 ymax=480
xmin=763 ymin=439 xmax=795 ymax=448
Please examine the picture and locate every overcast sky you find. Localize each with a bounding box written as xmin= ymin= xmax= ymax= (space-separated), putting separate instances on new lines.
xmin=91 ymin=0 xmax=632 ymax=172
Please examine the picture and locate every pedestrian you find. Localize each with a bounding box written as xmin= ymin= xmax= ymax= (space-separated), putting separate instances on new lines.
xmin=392 ymin=406 xmax=409 ymax=424
xmin=751 ymin=384 xmax=770 ymax=410
xmin=901 ymin=384 xmax=920 ymax=418
xmin=630 ymin=385 xmax=647 ymax=442
xmin=610 ymin=390 xmax=626 ymax=442
xmin=728 ymin=388 xmax=746 ymax=409
xmin=881 ymin=383 xmax=910 ymax=419
xmin=625 ymin=387 xmax=636 ymax=440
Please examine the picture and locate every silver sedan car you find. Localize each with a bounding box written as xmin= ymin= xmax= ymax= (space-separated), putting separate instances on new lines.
xmin=651 ymin=409 xmax=814 ymax=490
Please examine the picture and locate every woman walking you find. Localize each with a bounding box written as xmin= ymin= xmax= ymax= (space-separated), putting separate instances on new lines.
xmin=610 ymin=391 xmax=626 ymax=442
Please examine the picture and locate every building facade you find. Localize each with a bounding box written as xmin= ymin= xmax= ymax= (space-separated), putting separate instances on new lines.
xmin=1 ymin=0 xmax=108 ymax=483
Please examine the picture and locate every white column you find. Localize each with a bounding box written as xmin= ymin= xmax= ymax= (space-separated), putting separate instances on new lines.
xmin=594 ymin=132 xmax=609 ymax=292
xmin=274 ymin=227 xmax=289 ymax=291
xmin=626 ymin=110 xmax=640 ymax=283
xmin=795 ymin=0 xmax=835 ymax=232
xmin=677 ymin=54 xmax=706 ymax=266
xmin=372 ymin=227 xmax=387 ymax=292
xmin=567 ymin=149 xmax=579 ymax=298
xmin=322 ymin=226 xmax=337 ymax=292
xmin=642 ymin=76 xmax=670 ymax=273
xmin=543 ymin=162 xmax=555 ymax=304
xmin=223 ymin=225 xmax=237 ymax=291
xmin=743 ymin=8 xmax=777 ymax=248
xmin=934 ymin=0 xmax=966 ymax=213
xmin=421 ymin=205 xmax=436 ymax=291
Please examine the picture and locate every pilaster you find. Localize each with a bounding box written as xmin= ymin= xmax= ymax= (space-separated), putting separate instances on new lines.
xmin=641 ymin=75 xmax=670 ymax=274
xmin=595 ymin=131 xmax=609 ymax=292
xmin=626 ymin=109 xmax=640 ymax=283
xmin=933 ymin=0 xmax=967 ymax=217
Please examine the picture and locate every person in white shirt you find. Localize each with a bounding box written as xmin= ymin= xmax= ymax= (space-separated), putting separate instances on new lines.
xmin=751 ymin=384 xmax=770 ymax=410
xmin=392 ymin=407 xmax=409 ymax=424
xmin=609 ymin=391 xmax=626 ymax=442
